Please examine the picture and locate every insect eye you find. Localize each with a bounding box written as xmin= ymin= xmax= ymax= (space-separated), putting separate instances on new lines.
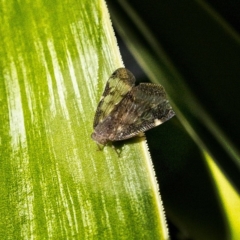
xmin=112 ymin=71 xmax=118 ymax=77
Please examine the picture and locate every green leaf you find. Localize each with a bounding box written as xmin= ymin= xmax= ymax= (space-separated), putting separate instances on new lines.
xmin=0 ymin=0 xmax=169 ymax=239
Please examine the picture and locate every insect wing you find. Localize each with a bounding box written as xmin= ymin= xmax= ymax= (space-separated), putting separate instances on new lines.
xmin=110 ymin=83 xmax=175 ymax=141
xmin=93 ymin=68 xmax=135 ymax=128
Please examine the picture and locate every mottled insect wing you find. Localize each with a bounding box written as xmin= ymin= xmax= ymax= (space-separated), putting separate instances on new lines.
xmin=108 ymin=83 xmax=175 ymax=141
xmin=93 ymin=68 xmax=135 ymax=128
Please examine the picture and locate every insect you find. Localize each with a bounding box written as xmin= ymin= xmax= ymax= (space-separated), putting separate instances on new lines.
xmin=91 ymin=68 xmax=175 ymax=146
